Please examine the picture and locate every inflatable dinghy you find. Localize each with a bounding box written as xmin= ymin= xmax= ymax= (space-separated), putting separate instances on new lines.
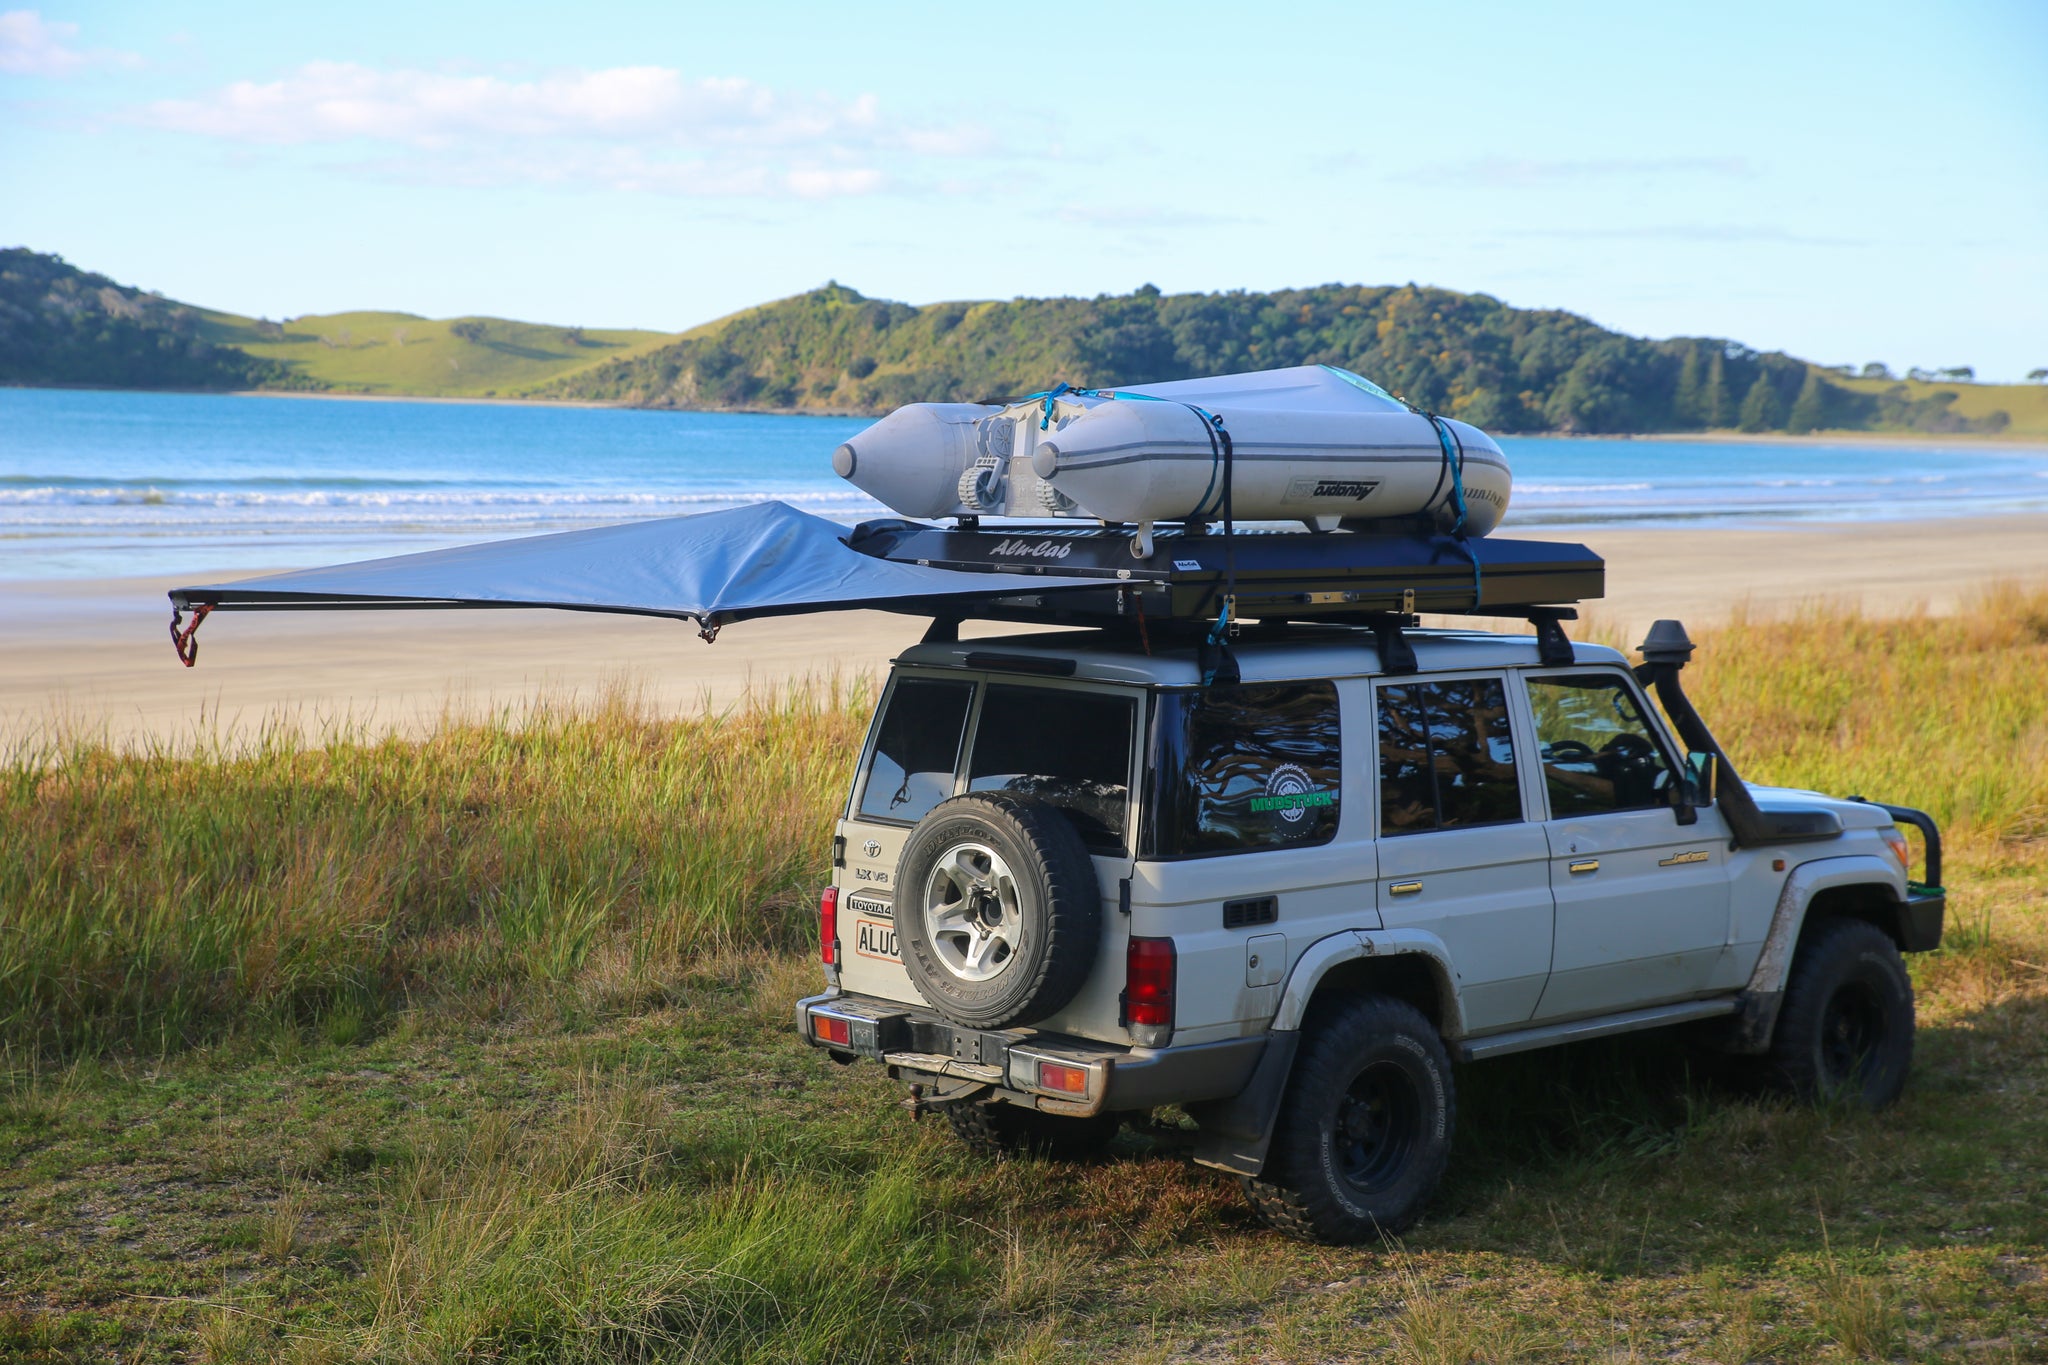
xmin=832 ymin=365 xmax=1510 ymax=547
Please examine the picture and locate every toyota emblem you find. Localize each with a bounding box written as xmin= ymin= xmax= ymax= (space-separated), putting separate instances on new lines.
xmin=862 ymin=839 xmax=882 ymax=859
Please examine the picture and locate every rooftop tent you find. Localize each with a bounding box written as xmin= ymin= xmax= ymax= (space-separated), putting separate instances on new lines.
xmin=164 ymin=500 xmax=1111 ymax=658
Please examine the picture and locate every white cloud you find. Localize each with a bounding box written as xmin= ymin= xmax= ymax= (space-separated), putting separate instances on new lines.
xmin=132 ymin=60 xmax=991 ymax=198
xmin=0 ymin=9 xmax=138 ymax=75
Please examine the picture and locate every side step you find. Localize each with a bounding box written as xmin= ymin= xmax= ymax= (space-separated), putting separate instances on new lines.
xmin=1456 ymin=998 xmax=1737 ymax=1063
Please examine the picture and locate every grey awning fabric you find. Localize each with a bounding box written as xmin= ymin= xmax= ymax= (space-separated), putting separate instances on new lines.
xmin=168 ymin=501 xmax=1104 ymax=627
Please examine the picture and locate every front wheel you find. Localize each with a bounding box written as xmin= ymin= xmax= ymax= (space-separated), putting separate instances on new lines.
xmin=1767 ymin=917 xmax=1915 ymax=1108
xmin=1242 ymin=995 xmax=1454 ymax=1244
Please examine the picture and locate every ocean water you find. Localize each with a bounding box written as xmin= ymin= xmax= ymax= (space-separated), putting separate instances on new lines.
xmin=4 ymin=387 xmax=2046 ymax=581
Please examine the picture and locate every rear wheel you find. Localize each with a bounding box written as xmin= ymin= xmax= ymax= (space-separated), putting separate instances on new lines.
xmin=895 ymin=794 xmax=1101 ymax=1029
xmin=944 ymin=1100 xmax=1120 ymax=1161
xmin=1242 ymin=995 xmax=1454 ymax=1244
xmin=1767 ymin=917 xmax=1914 ymax=1108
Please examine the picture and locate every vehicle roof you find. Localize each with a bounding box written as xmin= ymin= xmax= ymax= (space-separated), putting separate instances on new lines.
xmin=898 ymin=624 xmax=1630 ymax=687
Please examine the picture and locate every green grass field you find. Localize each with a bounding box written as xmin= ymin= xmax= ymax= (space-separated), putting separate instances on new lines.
xmin=1827 ymin=375 xmax=2048 ymax=439
xmin=191 ymin=308 xmax=677 ymax=399
xmin=2 ymin=597 xmax=2044 ymax=1362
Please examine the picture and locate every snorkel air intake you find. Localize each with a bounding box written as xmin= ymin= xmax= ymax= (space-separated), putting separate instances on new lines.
xmin=1633 ymin=620 xmax=1838 ymax=847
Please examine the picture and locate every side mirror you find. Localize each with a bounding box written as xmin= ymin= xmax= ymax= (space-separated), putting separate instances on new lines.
xmin=1686 ymin=751 xmax=1718 ymax=801
xmin=1668 ymin=753 xmax=1712 ymax=826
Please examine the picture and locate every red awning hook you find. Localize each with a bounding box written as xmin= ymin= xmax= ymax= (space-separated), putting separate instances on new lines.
xmin=170 ymin=603 xmax=212 ymax=667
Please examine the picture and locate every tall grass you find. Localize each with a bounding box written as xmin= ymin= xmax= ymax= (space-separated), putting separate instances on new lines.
xmin=4 ymin=588 xmax=2043 ymax=1059
xmin=1680 ymin=583 xmax=2048 ymax=857
xmin=342 ymin=1071 xmax=974 ymax=1364
xmin=0 ymin=683 xmax=870 ymax=1056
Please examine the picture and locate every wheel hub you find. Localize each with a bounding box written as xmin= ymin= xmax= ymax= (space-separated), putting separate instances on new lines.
xmin=923 ymin=840 xmax=1024 ymax=983
xmin=1331 ymin=1061 xmax=1420 ymax=1194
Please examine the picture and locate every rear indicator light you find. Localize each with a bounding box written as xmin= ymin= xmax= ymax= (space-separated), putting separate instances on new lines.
xmin=820 ymin=886 xmax=839 ymax=966
xmin=813 ymin=1013 xmax=850 ymax=1046
xmin=1038 ymin=1062 xmax=1089 ymax=1094
xmin=1125 ymin=936 xmax=1177 ymax=1029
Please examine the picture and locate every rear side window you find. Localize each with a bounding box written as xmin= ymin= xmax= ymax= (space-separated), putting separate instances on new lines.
xmin=967 ymin=685 xmax=1136 ymax=853
xmin=857 ymin=678 xmax=973 ymax=824
xmin=1146 ymin=682 xmax=1342 ymax=857
xmin=1377 ymin=677 xmax=1523 ymax=835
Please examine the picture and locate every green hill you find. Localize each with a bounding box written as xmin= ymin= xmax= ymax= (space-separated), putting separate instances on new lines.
xmin=193 ymin=307 xmax=674 ymax=398
xmin=539 ymin=281 xmax=2039 ymax=437
xmin=7 ymin=248 xmax=2041 ymax=436
xmin=0 ymin=248 xmax=297 ymax=391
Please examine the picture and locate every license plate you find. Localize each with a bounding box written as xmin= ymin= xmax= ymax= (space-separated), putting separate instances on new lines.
xmin=853 ymin=917 xmax=900 ymax=962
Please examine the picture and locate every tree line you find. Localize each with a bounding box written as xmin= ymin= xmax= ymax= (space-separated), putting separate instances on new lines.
xmin=2 ymin=247 xmax=2016 ymax=435
xmin=0 ymin=249 xmax=306 ymax=391
xmin=541 ymin=281 xmax=2010 ymax=435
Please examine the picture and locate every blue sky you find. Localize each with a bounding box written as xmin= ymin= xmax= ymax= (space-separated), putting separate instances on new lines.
xmin=5 ymin=1 xmax=2044 ymax=378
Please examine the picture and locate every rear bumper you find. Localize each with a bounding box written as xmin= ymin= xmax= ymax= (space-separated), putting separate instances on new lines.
xmin=796 ymin=990 xmax=1265 ymax=1117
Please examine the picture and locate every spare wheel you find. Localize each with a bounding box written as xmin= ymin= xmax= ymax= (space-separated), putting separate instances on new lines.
xmin=895 ymin=792 xmax=1102 ymax=1029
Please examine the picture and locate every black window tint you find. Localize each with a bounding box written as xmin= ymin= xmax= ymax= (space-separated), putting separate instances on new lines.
xmin=1528 ymin=674 xmax=1675 ymax=816
xmin=967 ymin=685 xmax=1135 ymax=853
xmin=858 ymin=678 xmax=972 ymax=824
xmin=1376 ymin=685 xmax=1440 ymax=835
xmin=1377 ymin=677 xmax=1523 ymax=835
xmin=1146 ymin=682 xmax=1341 ymax=857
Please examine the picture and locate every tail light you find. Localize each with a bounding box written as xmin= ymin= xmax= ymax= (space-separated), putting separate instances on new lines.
xmin=1125 ymin=936 xmax=1176 ymax=1028
xmin=813 ymin=1013 xmax=851 ymax=1046
xmin=819 ymin=886 xmax=840 ymax=966
xmin=1037 ymin=1061 xmax=1089 ymax=1094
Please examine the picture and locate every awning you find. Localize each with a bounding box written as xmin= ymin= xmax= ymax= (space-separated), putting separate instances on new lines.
xmin=166 ymin=501 xmax=1107 ymax=662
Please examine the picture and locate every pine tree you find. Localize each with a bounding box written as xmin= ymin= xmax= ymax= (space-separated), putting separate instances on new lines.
xmin=1786 ymin=370 xmax=1828 ymax=434
xmin=1737 ymin=373 xmax=1786 ymax=432
xmin=1674 ymin=346 xmax=1705 ymax=426
xmin=1704 ymin=351 xmax=1734 ymax=428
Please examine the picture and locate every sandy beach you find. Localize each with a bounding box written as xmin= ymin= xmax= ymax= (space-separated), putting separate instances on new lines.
xmin=5 ymin=514 xmax=2046 ymax=751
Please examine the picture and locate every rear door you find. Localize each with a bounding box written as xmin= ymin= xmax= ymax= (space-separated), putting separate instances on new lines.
xmin=836 ymin=670 xmax=1144 ymax=1026
xmin=1371 ymin=673 xmax=1554 ymax=1032
xmin=1518 ymin=668 xmax=1734 ymax=1020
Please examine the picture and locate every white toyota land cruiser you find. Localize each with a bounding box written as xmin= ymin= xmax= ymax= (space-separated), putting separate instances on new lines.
xmin=798 ymin=615 xmax=1945 ymax=1244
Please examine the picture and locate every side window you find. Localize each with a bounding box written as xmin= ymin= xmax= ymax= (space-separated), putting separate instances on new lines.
xmin=967 ymin=685 xmax=1136 ymax=854
xmin=857 ymin=678 xmax=973 ymax=824
xmin=1376 ymin=677 xmax=1523 ymax=836
xmin=1527 ymin=674 xmax=1676 ymax=817
xmin=1146 ymin=682 xmax=1342 ymax=857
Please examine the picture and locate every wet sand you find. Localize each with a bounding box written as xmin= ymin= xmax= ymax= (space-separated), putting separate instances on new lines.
xmin=5 ymin=514 xmax=2045 ymax=751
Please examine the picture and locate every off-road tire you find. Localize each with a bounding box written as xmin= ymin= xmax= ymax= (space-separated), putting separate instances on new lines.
xmin=895 ymin=793 xmax=1100 ymax=1029
xmin=1242 ymin=995 xmax=1454 ymax=1245
xmin=945 ymin=1101 xmax=1120 ymax=1161
xmin=1767 ymin=916 xmax=1914 ymax=1108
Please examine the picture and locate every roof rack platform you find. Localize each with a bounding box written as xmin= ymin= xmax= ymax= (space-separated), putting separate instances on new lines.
xmin=847 ymin=520 xmax=1602 ymax=626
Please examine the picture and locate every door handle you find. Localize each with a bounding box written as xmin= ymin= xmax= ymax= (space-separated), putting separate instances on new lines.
xmin=1389 ymin=881 xmax=1423 ymax=896
xmin=1568 ymin=860 xmax=1600 ymax=874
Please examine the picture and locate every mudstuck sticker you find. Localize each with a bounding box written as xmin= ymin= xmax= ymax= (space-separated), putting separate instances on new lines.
xmin=853 ymin=918 xmax=900 ymax=962
xmin=1249 ymin=763 xmax=1335 ymax=825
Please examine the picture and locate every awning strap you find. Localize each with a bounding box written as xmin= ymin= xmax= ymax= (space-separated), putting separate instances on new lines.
xmin=170 ymin=603 xmax=212 ymax=668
